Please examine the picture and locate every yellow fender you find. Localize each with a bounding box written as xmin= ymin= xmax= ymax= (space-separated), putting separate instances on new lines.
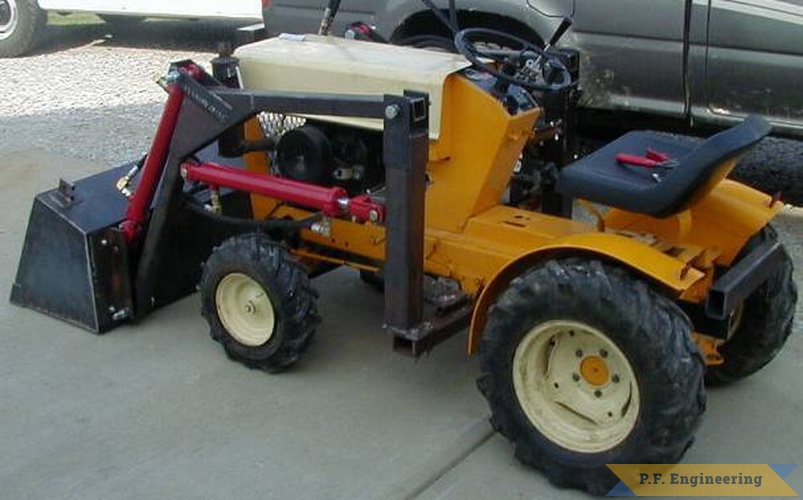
xmin=605 ymin=180 xmax=782 ymax=266
xmin=467 ymin=232 xmax=706 ymax=354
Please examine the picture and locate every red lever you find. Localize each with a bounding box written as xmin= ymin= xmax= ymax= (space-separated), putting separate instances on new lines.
xmin=615 ymin=154 xmax=662 ymax=168
xmin=646 ymin=148 xmax=670 ymax=162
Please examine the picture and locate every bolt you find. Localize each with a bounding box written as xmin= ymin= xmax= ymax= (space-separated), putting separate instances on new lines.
xmin=572 ymin=373 xmax=580 ymax=382
xmin=575 ymin=349 xmax=583 ymax=358
xmin=112 ymin=309 xmax=129 ymax=321
xmin=368 ymin=210 xmax=379 ymax=222
xmin=384 ymin=105 xmax=400 ymax=120
xmin=594 ymin=390 xmax=602 ymax=398
xmin=600 ymin=349 xmax=608 ymax=358
xmin=612 ymin=374 xmax=620 ymax=383
xmin=244 ymin=301 xmax=255 ymax=314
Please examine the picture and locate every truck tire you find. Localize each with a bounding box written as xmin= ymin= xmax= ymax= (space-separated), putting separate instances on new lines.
xmin=705 ymin=226 xmax=797 ymax=385
xmin=731 ymin=136 xmax=803 ymax=207
xmin=200 ymin=233 xmax=319 ymax=373
xmin=477 ymin=258 xmax=705 ymax=495
xmin=0 ymin=0 xmax=45 ymax=58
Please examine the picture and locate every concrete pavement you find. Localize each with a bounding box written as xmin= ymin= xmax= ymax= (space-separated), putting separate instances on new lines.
xmin=1 ymin=149 xmax=801 ymax=499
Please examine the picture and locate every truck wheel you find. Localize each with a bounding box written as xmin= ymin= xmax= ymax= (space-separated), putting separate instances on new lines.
xmin=200 ymin=233 xmax=319 ymax=373
xmin=705 ymin=226 xmax=797 ymax=385
xmin=0 ymin=0 xmax=45 ymax=58
xmin=477 ymin=258 xmax=705 ymax=495
xmin=731 ymin=136 xmax=803 ymax=207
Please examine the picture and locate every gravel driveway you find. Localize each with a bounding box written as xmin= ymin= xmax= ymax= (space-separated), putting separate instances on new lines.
xmin=0 ymin=22 xmax=803 ymax=498
xmin=0 ymin=19 xmax=235 ymax=164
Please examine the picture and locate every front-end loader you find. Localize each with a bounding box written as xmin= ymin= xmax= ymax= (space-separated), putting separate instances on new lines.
xmin=10 ymin=1 xmax=797 ymax=494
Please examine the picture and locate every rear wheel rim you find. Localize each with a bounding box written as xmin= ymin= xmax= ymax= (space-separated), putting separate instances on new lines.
xmin=216 ymin=273 xmax=276 ymax=346
xmin=512 ymin=320 xmax=640 ymax=453
xmin=0 ymin=0 xmax=18 ymax=40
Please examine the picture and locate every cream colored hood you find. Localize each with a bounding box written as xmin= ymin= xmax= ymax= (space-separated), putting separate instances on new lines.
xmin=235 ymin=34 xmax=472 ymax=140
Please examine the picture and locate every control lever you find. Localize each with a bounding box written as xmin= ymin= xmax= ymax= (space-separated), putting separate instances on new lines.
xmin=318 ymin=0 xmax=342 ymax=35
xmin=533 ymin=17 xmax=572 ymax=68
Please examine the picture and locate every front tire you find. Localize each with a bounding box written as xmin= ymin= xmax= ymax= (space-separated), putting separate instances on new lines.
xmin=0 ymin=0 xmax=45 ymax=58
xmin=478 ymin=258 xmax=706 ymax=494
xmin=705 ymin=226 xmax=797 ymax=385
xmin=200 ymin=233 xmax=319 ymax=373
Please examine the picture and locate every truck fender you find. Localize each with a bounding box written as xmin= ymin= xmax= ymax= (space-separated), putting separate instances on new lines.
xmin=467 ymin=232 xmax=706 ymax=354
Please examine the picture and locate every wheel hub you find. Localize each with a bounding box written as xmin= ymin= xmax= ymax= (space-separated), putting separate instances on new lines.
xmin=579 ymin=356 xmax=609 ymax=386
xmin=512 ymin=320 xmax=640 ymax=453
xmin=215 ymin=273 xmax=276 ymax=347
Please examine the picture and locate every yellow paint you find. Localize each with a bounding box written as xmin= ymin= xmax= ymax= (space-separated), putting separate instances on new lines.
xmin=693 ymin=333 xmax=724 ymax=366
xmin=580 ymin=356 xmax=609 ymax=386
xmin=605 ymin=179 xmax=781 ymax=266
xmin=424 ymin=75 xmax=541 ymax=232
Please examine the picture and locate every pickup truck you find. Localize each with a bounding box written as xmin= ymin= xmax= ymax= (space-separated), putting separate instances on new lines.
xmin=0 ymin=0 xmax=261 ymax=57
xmin=263 ymin=0 xmax=803 ymax=202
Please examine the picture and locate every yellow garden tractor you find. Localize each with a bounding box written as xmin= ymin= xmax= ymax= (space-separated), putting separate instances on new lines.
xmin=10 ymin=2 xmax=797 ymax=495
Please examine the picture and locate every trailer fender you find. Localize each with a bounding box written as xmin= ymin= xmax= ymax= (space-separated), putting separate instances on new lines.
xmin=467 ymin=232 xmax=706 ymax=354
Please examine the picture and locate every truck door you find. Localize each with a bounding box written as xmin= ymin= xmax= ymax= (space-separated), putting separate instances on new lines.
xmin=702 ymin=0 xmax=803 ymax=132
xmin=571 ymin=0 xmax=687 ymax=117
xmin=266 ymin=0 xmax=377 ymax=35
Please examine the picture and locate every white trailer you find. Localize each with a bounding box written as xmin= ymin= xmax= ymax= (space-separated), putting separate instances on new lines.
xmin=0 ymin=0 xmax=263 ymax=57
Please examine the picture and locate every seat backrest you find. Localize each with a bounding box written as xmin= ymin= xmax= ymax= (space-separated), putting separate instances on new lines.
xmin=658 ymin=115 xmax=771 ymax=216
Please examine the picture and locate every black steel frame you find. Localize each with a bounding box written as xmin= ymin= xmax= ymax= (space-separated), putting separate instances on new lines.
xmin=136 ymin=66 xmax=431 ymax=339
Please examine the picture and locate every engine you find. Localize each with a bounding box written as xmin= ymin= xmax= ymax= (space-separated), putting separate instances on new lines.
xmin=275 ymin=121 xmax=384 ymax=196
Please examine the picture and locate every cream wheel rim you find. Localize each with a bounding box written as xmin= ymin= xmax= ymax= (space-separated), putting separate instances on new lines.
xmin=512 ymin=320 xmax=640 ymax=453
xmin=215 ymin=273 xmax=276 ymax=346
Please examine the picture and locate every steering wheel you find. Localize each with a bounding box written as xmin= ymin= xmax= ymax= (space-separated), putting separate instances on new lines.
xmin=454 ymin=28 xmax=571 ymax=92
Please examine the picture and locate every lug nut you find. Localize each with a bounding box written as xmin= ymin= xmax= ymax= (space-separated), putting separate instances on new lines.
xmin=612 ymin=374 xmax=620 ymax=383
xmin=572 ymin=373 xmax=580 ymax=382
xmin=594 ymin=390 xmax=602 ymax=398
xmin=600 ymin=349 xmax=608 ymax=358
xmin=575 ymin=349 xmax=583 ymax=358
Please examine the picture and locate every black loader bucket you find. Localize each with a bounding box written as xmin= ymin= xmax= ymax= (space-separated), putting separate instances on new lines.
xmin=10 ymin=163 xmax=136 ymax=333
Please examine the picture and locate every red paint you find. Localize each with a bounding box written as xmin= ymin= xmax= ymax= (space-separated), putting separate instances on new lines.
xmin=348 ymin=194 xmax=385 ymax=223
xmin=646 ymin=148 xmax=670 ymax=162
xmin=182 ymin=162 xmax=385 ymax=223
xmin=184 ymin=162 xmax=348 ymax=216
xmin=121 ymin=82 xmax=185 ymax=243
xmin=615 ymin=153 xmax=662 ymax=169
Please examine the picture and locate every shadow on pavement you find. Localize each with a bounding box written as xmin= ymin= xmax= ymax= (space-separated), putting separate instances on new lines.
xmin=34 ymin=18 xmax=252 ymax=56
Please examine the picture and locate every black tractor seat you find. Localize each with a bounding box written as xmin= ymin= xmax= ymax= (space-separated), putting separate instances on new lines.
xmin=557 ymin=115 xmax=771 ymax=218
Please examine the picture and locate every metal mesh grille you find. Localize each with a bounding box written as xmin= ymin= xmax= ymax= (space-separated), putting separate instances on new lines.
xmin=258 ymin=112 xmax=306 ymax=142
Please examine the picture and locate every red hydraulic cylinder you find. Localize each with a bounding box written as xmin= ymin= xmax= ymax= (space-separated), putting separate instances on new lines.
xmin=120 ymin=82 xmax=185 ymax=243
xmin=182 ymin=161 xmax=351 ymax=217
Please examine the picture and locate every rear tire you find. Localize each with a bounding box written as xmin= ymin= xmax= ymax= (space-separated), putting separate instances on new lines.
xmin=705 ymin=226 xmax=797 ymax=385
xmin=0 ymin=0 xmax=45 ymax=58
xmin=478 ymin=258 xmax=705 ymax=495
xmin=200 ymin=233 xmax=319 ymax=373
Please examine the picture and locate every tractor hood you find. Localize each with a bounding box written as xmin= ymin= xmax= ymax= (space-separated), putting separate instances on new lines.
xmin=235 ymin=34 xmax=472 ymax=140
